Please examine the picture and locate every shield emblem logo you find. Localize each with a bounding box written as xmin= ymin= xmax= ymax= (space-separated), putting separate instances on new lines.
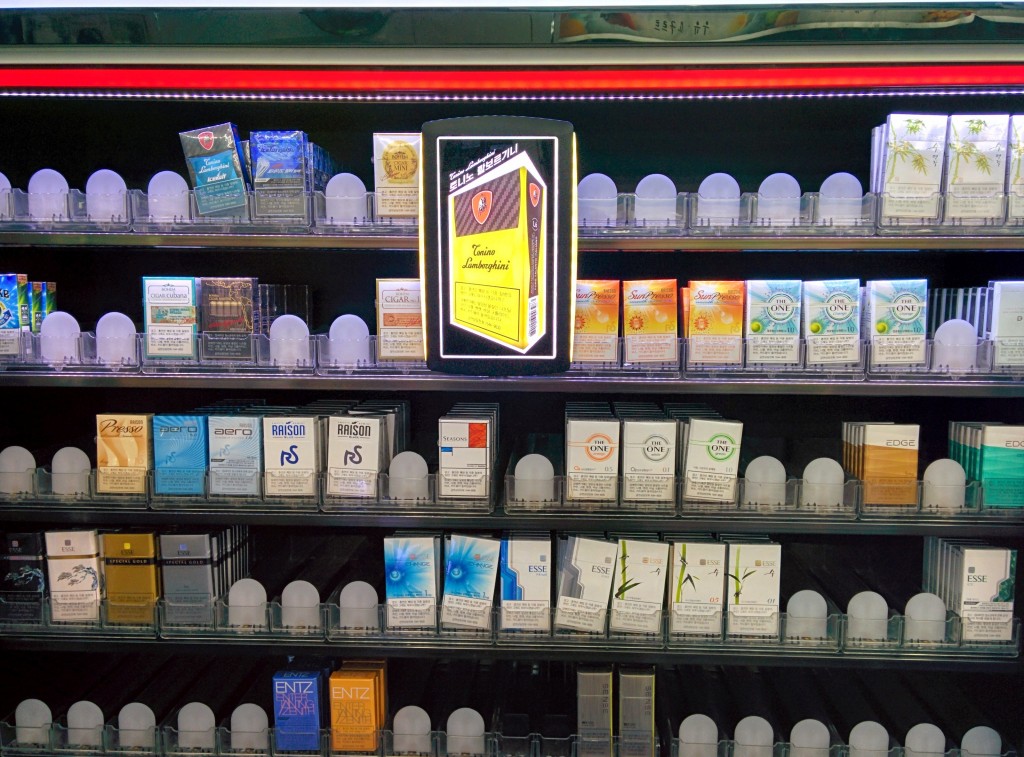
xmin=198 ymin=131 xmax=215 ymax=150
xmin=529 ymin=183 xmax=540 ymax=207
xmin=472 ymin=191 xmax=492 ymax=224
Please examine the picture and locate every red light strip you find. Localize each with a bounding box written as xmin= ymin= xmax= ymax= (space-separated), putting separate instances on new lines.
xmin=0 ymin=65 xmax=1021 ymax=93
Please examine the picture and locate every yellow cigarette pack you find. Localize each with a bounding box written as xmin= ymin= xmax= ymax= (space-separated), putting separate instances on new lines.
xmin=687 ymin=281 xmax=744 ymax=364
xmin=574 ymin=280 xmax=619 ymax=363
xmin=448 ymin=152 xmax=546 ymax=353
xmin=96 ymin=414 xmax=152 ymax=494
xmin=622 ymin=279 xmax=678 ymax=363
xmin=101 ymin=532 xmax=159 ymax=624
xmin=329 ymin=667 xmax=383 ymax=752
xmin=342 ymin=660 xmax=387 ymax=727
xmin=860 ymin=423 xmax=920 ymax=505
xmin=680 ymin=287 xmax=690 ymax=338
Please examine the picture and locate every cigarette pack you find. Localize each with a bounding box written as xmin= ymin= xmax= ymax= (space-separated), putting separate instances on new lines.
xmin=179 ymin=122 xmax=250 ymax=217
xmin=622 ymin=280 xmax=678 ymax=364
xmin=273 ymin=670 xmax=323 ymax=752
xmin=574 ymin=280 xmax=620 ymax=364
xmin=45 ymin=529 xmax=102 ymax=622
xmin=250 ymin=130 xmax=309 ymax=219
xmin=376 ymin=278 xmax=424 ymax=361
xmin=0 ymin=532 xmax=45 ymax=622
xmin=101 ymin=532 xmax=159 ymax=624
xmin=198 ymin=277 xmax=256 ymax=361
xmin=143 ymin=276 xmax=197 ymax=360
xmin=374 ymin=133 xmax=421 ymax=218
xmin=96 ymin=414 xmax=152 ymax=495
xmin=207 ymin=415 xmax=262 ymax=497
xmin=153 ymin=414 xmax=207 ymax=496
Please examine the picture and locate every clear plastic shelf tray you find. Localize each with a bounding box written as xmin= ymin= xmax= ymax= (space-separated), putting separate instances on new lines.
xmin=685 ymin=338 xmax=866 ymax=380
xmin=141 ymin=334 xmax=316 ymax=374
xmin=877 ymin=192 xmax=944 ymax=232
xmin=0 ymin=188 xmax=131 ymax=232
xmin=506 ymin=475 xmax=675 ymax=516
xmin=0 ymin=332 xmax=142 ymax=372
xmin=312 ymin=190 xmax=416 ymax=236
xmin=315 ymin=334 xmax=429 ymax=375
xmin=104 ymin=723 xmax=160 ymax=755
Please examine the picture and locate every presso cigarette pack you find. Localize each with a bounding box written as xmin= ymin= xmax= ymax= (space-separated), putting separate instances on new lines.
xmin=96 ymin=414 xmax=152 ymax=495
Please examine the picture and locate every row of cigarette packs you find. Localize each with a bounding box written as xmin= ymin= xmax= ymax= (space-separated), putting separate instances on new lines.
xmin=576 ymin=278 xmax=1024 ymax=368
xmin=562 ymin=402 xmax=742 ymax=504
xmin=95 ymin=398 xmax=411 ymax=498
xmin=0 ymin=273 xmax=56 ymax=354
xmin=385 ymin=532 xmax=780 ymax=638
xmin=948 ymin=422 xmax=1024 ymax=506
xmin=924 ymin=538 xmax=1016 ymax=643
xmin=0 ymin=527 xmax=250 ymax=623
xmin=871 ymin=113 xmax=1024 ymax=222
xmin=180 ymin=124 xmax=339 ymax=219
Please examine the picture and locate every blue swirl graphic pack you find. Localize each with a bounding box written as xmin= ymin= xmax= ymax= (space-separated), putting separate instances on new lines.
xmin=153 ymin=414 xmax=208 ymax=495
xmin=444 ymin=534 xmax=500 ymax=601
xmin=384 ymin=536 xmax=438 ymax=600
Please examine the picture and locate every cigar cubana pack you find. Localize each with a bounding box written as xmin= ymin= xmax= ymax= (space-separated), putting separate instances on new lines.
xmin=422 ymin=116 xmax=576 ymax=375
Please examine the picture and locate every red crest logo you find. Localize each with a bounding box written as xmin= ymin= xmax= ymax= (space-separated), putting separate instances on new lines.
xmin=529 ymin=183 xmax=540 ymax=207
xmin=197 ymin=131 xmax=215 ymax=150
xmin=472 ymin=191 xmax=492 ymax=224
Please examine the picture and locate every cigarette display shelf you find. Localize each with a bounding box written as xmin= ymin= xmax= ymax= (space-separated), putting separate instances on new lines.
xmin=1 ymin=504 xmax=1022 ymax=538
xmin=3 ymin=9 xmax=1024 ymax=745
xmin=0 ymin=631 xmax=1017 ymax=673
xmin=4 ymin=372 xmax=1024 ymax=397
xmin=2 ymin=229 xmax=1024 ymax=253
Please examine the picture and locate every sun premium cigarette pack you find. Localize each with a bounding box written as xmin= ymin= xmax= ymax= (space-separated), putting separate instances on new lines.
xmin=422 ymin=116 xmax=576 ymax=375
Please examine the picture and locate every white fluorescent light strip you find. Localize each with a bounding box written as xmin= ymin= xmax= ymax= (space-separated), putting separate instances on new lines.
xmin=0 ymin=88 xmax=1021 ymax=102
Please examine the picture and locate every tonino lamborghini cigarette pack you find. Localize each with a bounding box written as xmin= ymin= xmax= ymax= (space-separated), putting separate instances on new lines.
xmin=422 ymin=116 xmax=576 ymax=375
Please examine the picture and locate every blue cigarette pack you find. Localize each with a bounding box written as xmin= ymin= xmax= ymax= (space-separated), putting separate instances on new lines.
xmin=273 ymin=670 xmax=323 ymax=751
xmin=179 ymin=122 xmax=250 ymax=217
xmin=0 ymin=273 xmax=26 ymax=355
xmin=153 ymin=414 xmax=208 ymax=495
xmin=250 ymin=130 xmax=308 ymax=219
